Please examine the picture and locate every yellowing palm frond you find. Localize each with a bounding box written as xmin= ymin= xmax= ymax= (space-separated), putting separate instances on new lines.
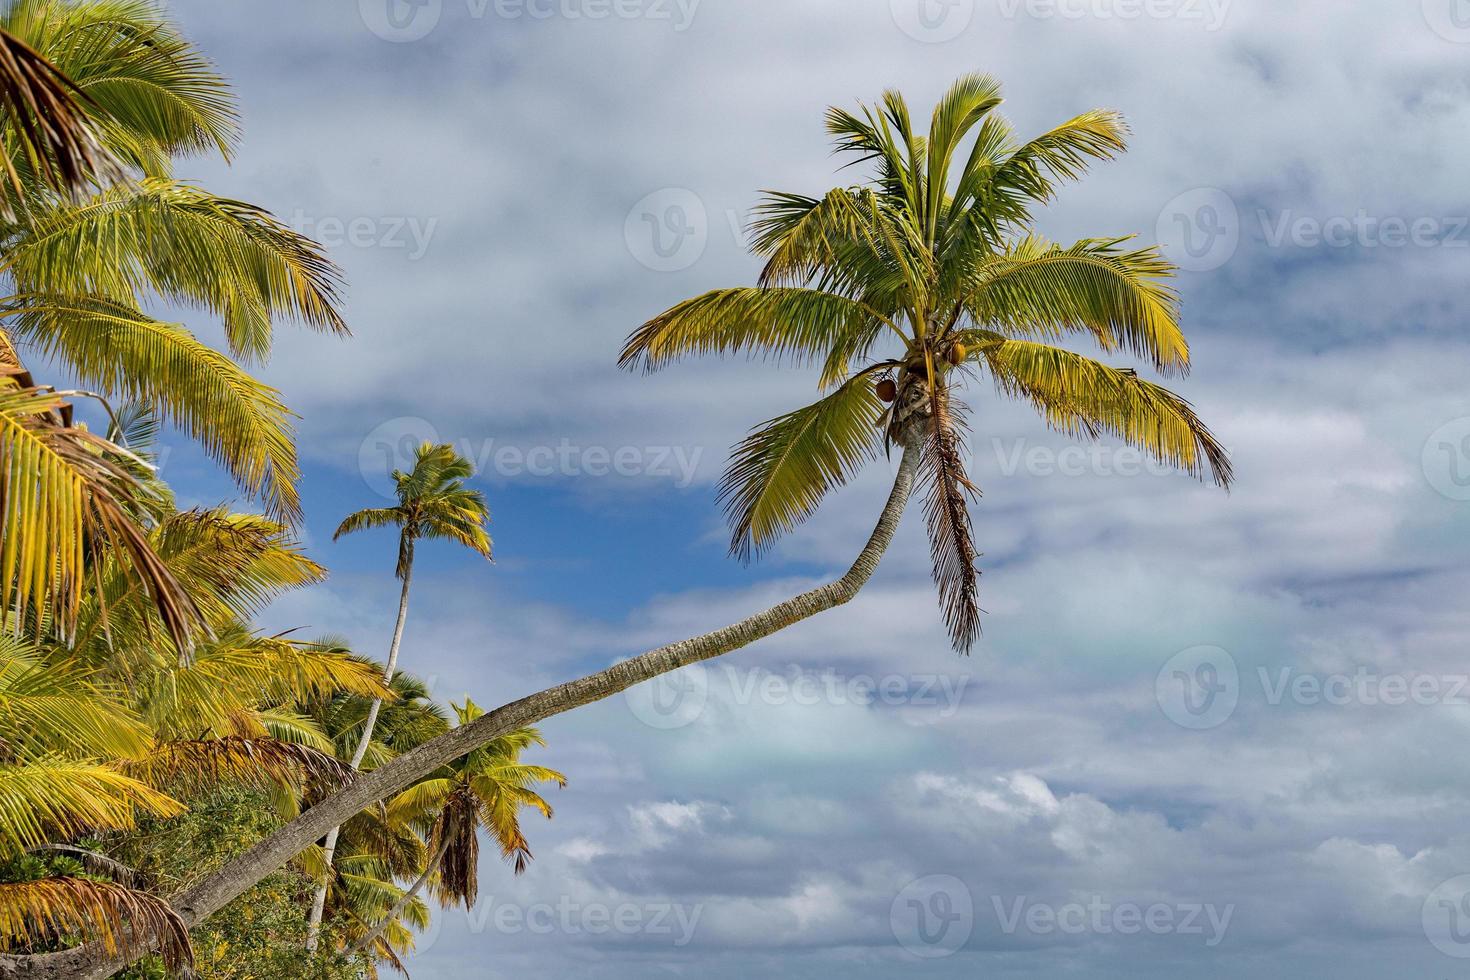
xmin=0 ymin=383 xmax=200 ymax=650
xmin=0 ymin=636 xmax=151 ymax=761
xmin=975 ymin=336 xmax=1233 ymax=486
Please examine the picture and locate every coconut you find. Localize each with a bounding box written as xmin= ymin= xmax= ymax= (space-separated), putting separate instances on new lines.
xmin=946 ymin=343 xmax=967 ymax=366
xmin=875 ymin=378 xmax=897 ymax=403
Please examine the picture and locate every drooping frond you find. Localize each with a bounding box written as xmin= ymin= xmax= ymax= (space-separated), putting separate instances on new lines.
xmin=124 ymin=736 xmax=355 ymax=798
xmin=0 ymin=758 xmax=181 ymax=858
xmin=0 ymin=876 xmax=191 ymax=970
xmin=974 ymin=336 xmax=1233 ymax=487
xmin=4 ymin=294 xmax=304 ymax=522
xmin=0 ymin=383 xmax=200 ymax=649
xmin=918 ymin=388 xmax=981 ymax=654
xmin=963 ymin=236 xmax=1188 ymax=374
xmin=719 ymin=376 xmax=884 ymax=561
xmin=3 ymin=179 xmax=347 ymax=359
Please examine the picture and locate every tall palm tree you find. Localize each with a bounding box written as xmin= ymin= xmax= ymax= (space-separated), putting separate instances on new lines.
xmin=353 ymin=705 xmax=564 ymax=955
xmin=307 ymin=442 xmax=492 ymax=949
xmin=0 ymin=0 xmax=347 ymax=651
xmin=621 ymin=72 xmax=1231 ymax=651
xmin=7 ymin=75 xmax=1238 ymax=980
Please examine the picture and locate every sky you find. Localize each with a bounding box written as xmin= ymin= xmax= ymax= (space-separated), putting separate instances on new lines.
xmin=132 ymin=0 xmax=1470 ymax=975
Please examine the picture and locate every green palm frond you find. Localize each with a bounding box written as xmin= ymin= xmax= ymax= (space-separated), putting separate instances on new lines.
xmin=4 ymin=295 xmax=305 ymax=521
xmin=0 ymin=758 xmax=181 ymax=858
xmin=964 ymin=236 xmax=1189 ymax=374
xmin=619 ymin=286 xmax=893 ymax=373
xmin=718 ymin=376 xmax=884 ymax=561
xmin=2 ymin=0 xmax=239 ymax=164
xmin=3 ymin=179 xmax=346 ymax=359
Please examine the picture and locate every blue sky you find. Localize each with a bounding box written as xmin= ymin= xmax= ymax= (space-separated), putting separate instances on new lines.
xmin=132 ymin=0 xmax=1470 ymax=975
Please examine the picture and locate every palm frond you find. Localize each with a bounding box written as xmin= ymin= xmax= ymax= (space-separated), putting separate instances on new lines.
xmin=0 ymin=876 xmax=190 ymax=969
xmin=718 ymin=376 xmax=884 ymax=562
xmin=0 ymin=758 xmax=181 ymax=858
xmin=974 ymin=336 xmax=1233 ymax=486
xmin=918 ymin=388 xmax=981 ymax=654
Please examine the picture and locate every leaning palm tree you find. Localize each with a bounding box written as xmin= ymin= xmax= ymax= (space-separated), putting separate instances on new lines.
xmin=306 ymin=442 xmax=492 ymax=949
xmin=4 ymin=76 xmax=1238 ymax=980
xmin=352 ymin=706 xmax=565 ymax=955
xmin=620 ymin=71 xmax=1231 ymax=651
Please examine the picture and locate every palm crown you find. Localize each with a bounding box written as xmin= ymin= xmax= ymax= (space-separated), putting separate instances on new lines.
xmin=334 ymin=442 xmax=494 ymax=577
xmin=622 ymin=73 xmax=1232 ymax=653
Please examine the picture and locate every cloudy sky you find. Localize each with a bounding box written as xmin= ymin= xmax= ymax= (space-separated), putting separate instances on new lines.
xmin=143 ymin=0 xmax=1470 ymax=975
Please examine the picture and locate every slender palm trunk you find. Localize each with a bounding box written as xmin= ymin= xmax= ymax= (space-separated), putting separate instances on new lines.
xmin=2 ymin=440 xmax=919 ymax=980
xmin=352 ymin=834 xmax=449 ymax=957
xmin=304 ymin=553 xmax=415 ymax=952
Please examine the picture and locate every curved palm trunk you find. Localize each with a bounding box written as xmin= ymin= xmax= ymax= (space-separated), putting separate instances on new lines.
xmin=1 ymin=441 xmax=919 ymax=980
xmin=352 ymin=834 xmax=450 ymax=957
xmin=305 ymin=555 xmax=415 ymax=952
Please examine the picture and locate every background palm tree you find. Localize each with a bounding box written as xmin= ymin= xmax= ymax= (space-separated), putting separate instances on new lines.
xmin=353 ymin=705 xmax=565 ymax=955
xmin=306 ymin=441 xmax=492 ymax=949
